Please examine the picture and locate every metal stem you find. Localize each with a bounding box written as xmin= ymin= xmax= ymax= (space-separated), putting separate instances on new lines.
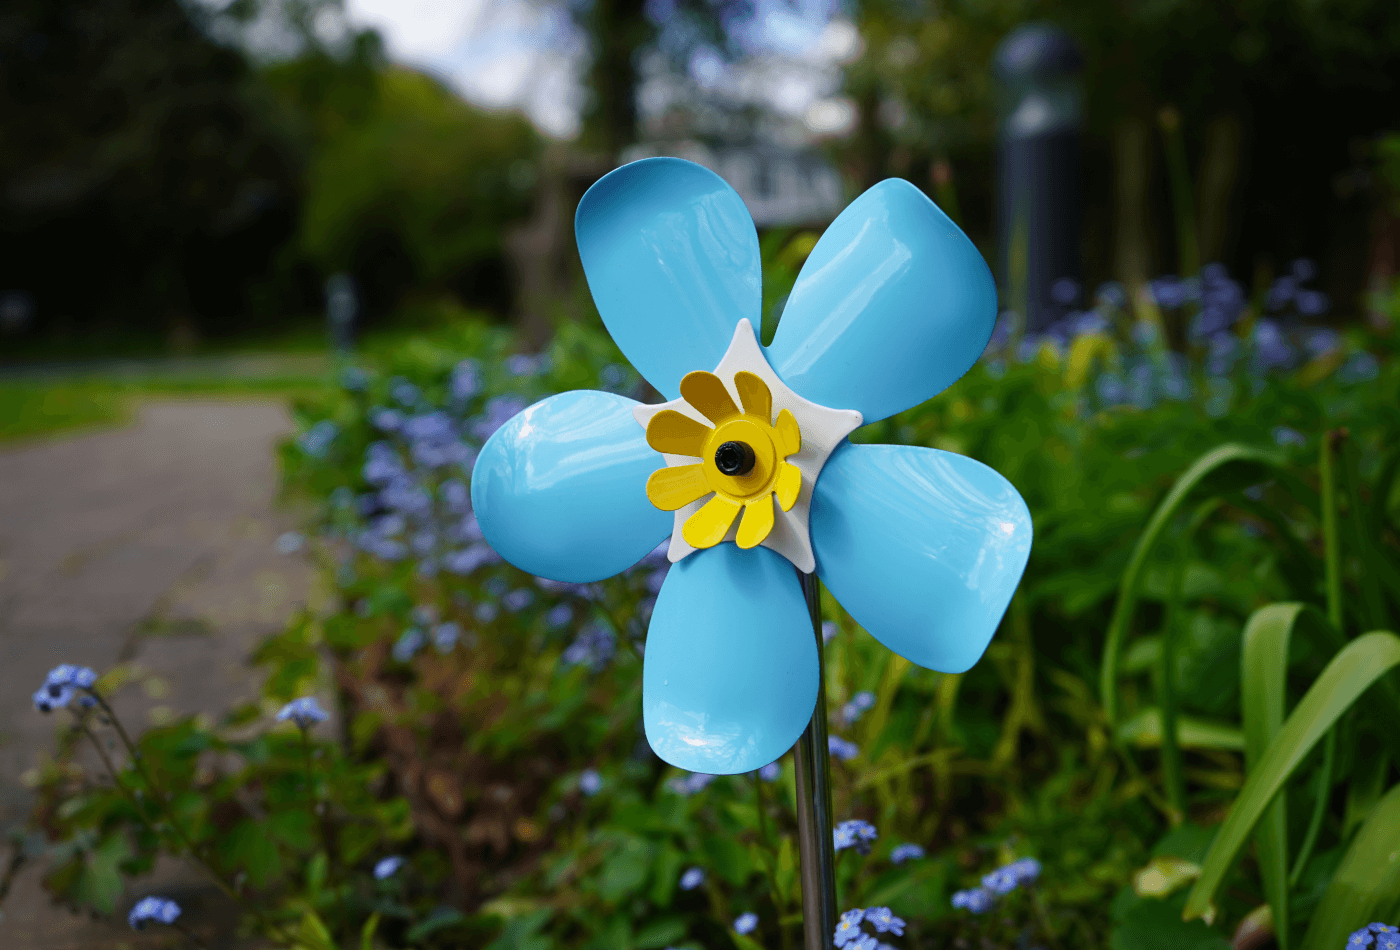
xmin=793 ymin=570 xmax=836 ymax=950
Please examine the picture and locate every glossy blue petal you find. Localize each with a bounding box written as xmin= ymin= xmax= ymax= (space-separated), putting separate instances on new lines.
xmin=765 ymin=179 xmax=998 ymax=423
xmin=644 ymin=543 xmax=817 ymax=774
xmin=471 ymin=390 xmax=670 ymax=583
xmin=811 ymin=442 xmax=1032 ymax=673
xmin=575 ymin=157 xmax=762 ymax=399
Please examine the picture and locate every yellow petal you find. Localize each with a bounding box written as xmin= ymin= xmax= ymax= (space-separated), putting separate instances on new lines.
xmin=774 ymin=462 xmax=801 ymax=511
xmin=680 ymin=371 xmax=740 ymax=425
xmin=775 ymin=408 xmax=801 ymax=456
xmin=646 ymin=410 xmax=711 ymax=456
xmin=682 ymin=494 xmax=742 ymax=548
xmin=733 ymin=371 xmax=772 ymax=422
xmin=735 ymin=494 xmax=775 ymax=549
xmin=646 ymin=464 xmax=712 ymax=511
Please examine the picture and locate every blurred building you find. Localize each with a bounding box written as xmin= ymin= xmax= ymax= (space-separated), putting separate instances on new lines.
xmin=620 ymin=142 xmax=844 ymax=227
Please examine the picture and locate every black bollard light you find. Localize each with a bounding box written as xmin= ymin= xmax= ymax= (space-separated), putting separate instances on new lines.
xmin=994 ymin=24 xmax=1084 ymax=334
xmin=324 ymin=273 xmax=359 ymax=353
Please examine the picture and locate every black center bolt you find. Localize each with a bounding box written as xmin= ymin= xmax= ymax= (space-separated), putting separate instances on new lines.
xmin=714 ymin=440 xmax=756 ymax=476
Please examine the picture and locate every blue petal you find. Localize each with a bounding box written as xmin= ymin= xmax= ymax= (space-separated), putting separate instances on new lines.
xmin=765 ymin=179 xmax=997 ymax=423
xmin=471 ymin=390 xmax=670 ymax=582
xmin=644 ymin=543 xmax=817 ymax=773
xmin=810 ymin=442 xmax=1031 ymax=673
xmin=576 ymin=158 xmax=762 ymax=399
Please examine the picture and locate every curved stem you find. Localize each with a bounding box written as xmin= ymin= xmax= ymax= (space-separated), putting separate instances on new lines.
xmin=1320 ymin=431 xmax=1344 ymax=634
xmin=80 ymin=697 xmax=294 ymax=942
xmin=1158 ymin=555 xmax=1187 ymax=823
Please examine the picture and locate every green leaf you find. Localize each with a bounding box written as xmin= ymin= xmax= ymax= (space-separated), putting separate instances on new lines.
xmin=1240 ymin=603 xmax=1333 ymax=949
xmin=731 ymin=933 xmax=767 ymax=950
xmin=1183 ymin=630 xmax=1400 ymax=925
xmin=597 ymin=838 xmax=652 ymax=903
xmin=338 ymin=821 xmax=378 ymax=866
xmin=306 ymin=851 xmax=328 ymax=901
xmin=71 ymin=831 xmax=132 ymax=914
xmin=1344 ymin=749 xmax=1391 ymax=839
xmin=1133 ymin=856 xmax=1201 ymax=899
xmin=1101 ymin=443 xmax=1285 ymax=726
xmin=775 ymin=837 xmax=798 ymax=906
xmin=269 ymin=809 xmax=317 ymax=851
xmin=1299 ymin=782 xmax=1400 ymax=950
xmin=1111 ymin=891 xmax=1230 ymax=950
xmin=703 ymin=833 xmax=753 ymax=886
xmin=296 ymin=909 xmax=337 ymax=950
xmin=1116 ymin=708 xmax=1244 ymax=750
xmin=633 ymin=916 xmax=686 ymax=949
xmin=405 ymin=908 xmax=468 ymax=941
xmin=361 ymin=913 xmax=381 ymax=950
xmin=648 ymin=844 xmax=683 ymax=907
xmin=228 ymin=819 xmax=283 ymax=888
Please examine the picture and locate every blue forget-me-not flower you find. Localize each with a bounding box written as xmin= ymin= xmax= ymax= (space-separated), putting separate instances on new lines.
xmin=829 ymin=736 xmax=859 ymax=761
xmin=128 ymin=896 xmax=181 ymax=929
xmin=276 ymin=696 xmax=329 ymax=729
xmin=374 ymin=856 xmax=405 ymax=880
xmin=952 ymin=887 xmax=995 ymax=914
xmin=834 ymin=819 xmax=878 ymax=854
xmin=889 ymin=843 xmax=925 ymax=864
xmin=864 ymin=907 xmax=905 ymax=935
xmin=834 ymin=908 xmax=865 ymax=947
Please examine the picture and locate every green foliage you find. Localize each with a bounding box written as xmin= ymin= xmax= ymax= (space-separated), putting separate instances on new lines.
xmin=1097 ymin=404 xmax=1400 ymax=945
xmin=0 ymin=383 xmax=128 ymax=443
xmin=1185 ymin=632 xmax=1400 ymax=927
xmin=24 ymin=276 xmax=1400 ymax=946
xmin=292 ymin=68 xmax=539 ymax=291
xmin=1301 ymin=785 xmax=1400 ymax=950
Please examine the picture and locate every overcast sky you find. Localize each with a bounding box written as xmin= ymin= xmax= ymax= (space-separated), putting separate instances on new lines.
xmin=340 ymin=0 xmax=859 ymax=140
xmin=344 ymin=0 xmax=586 ymax=136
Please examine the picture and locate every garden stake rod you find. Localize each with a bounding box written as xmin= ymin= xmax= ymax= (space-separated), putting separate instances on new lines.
xmin=793 ymin=571 xmax=837 ymax=950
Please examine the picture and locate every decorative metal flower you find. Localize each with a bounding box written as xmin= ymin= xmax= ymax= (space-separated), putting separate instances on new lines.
xmin=472 ymin=157 xmax=1032 ymax=774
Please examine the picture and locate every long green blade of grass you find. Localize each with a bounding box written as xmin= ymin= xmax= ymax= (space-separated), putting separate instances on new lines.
xmin=1183 ymin=631 xmax=1400 ymax=926
xmin=1239 ymin=603 xmax=1335 ymax=948
xmin=1341 ymin=438 xmax=1390 ymax=630
xmin=1320 ymin=432 xmax=1344 ymax=633
xmin=1298 ymin=782 xmax=1400 ymax=950
xmin=1101 ymin=443 xmax=1285 ymax=726
xmin=1241 ymin=604 xmax=1294 ymax=950
xmin=1160 ymin=499 xmax=1221 ymax=819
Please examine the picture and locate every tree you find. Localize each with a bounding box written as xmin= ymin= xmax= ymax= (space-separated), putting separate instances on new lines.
xmin=0 ymin=0 xmax=307 ymax=342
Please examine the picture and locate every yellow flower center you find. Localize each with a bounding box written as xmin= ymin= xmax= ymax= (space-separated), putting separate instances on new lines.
xmin=644 ymin=369 xmax=802 ymax=551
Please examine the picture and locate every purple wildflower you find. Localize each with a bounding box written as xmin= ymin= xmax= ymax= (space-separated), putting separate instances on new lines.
xmin=374 ymin=856 xmax=404 ymax=879
xmin=128 ymin=896 xmax=180 ymax=929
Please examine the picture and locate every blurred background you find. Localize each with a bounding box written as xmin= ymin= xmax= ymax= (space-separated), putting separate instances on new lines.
xmin=3 ymin=0 xmax=1398 ymax=357
xmin=5 ymin=2 xmax=1400 ymax=949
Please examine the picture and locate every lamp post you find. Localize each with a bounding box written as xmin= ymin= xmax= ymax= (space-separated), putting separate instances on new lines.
xmin=325 ymin=273 xmax=358 ymax=353
xmin=994 ymin=24 xmax=1084 ymax=333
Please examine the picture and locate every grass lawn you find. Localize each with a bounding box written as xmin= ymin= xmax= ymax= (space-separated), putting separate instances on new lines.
xmin=0 ymin=375 xmax=327 ymax=444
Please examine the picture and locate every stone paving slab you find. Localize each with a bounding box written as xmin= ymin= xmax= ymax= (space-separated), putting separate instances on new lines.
xmin=0 ymin=399 xmax=324 ymax=948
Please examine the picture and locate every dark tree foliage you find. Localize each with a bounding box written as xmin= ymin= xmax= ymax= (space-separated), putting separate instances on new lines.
xmin=266 ymin=62 xmax=541 ymax=322
xmin=0 ymin=0 xmax=308 ymax=340
xmin=840 ymin=0 xmax=1400 ymax=307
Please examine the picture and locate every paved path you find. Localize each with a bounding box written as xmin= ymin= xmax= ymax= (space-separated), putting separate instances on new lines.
xmin=0 ymin=399 xmax=322 ymax=948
